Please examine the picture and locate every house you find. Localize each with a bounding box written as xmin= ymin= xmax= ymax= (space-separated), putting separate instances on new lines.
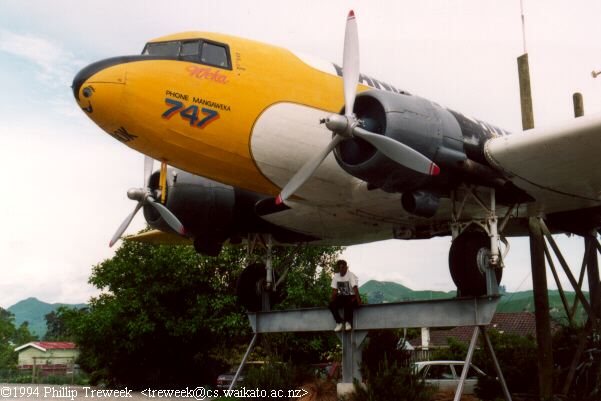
xmin=410 ymin=312 xmax=541 ymax=350
xmin=14 ymin=342 xmax=79 ymax=375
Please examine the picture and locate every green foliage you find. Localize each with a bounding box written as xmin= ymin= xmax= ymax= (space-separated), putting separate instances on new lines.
xmin=350 ymin=356 xmax=433 ymax=401
xmin=553 ymin=324 xmax=601 ymax=401
xmin=251 ymin=246 xmax=342 ymax=364
xmin=0 ymin=307 xmax=37 ymax=369
xmin=473 ymin=330 xmax=538 ymax=400
xmin=45 ymin=306 xmax=88 ymax=341
xmin=360 ymin=330 xmax=411 ymax=379
xmin=66 ymin=237 xmax=341 ymax=388
xmin=70 ymin=241 xmax=251 ymax=388
xmin=241 ymin=362 xmax=297 ymax=401
xmin=430 ymin=337 xmax=468 ymax=361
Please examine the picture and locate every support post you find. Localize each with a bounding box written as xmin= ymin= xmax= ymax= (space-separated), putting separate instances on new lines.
xmin=569 ymin=240 xmax=591 ymax=322
xmin=337 ymin=329 xmax=367 ymax=396
xmin=453 ymin=327 xmax=479 ymax=401
xmin=517 ymin=54 xmax=535 ymax=130
xmin=528 ymin=217 xmax=553 ymax=399
xmin=481 ymin=327 xmax=512 ymax=401
xmin=543 ymin=242 xmax=574 ymax=326
xmin=229 ymin=333 xmax=258 ymax=391
xmin=585 ymin=235 xmax=601 ymax=319
xmin=573 ymin=92 xmax=584 ymax=118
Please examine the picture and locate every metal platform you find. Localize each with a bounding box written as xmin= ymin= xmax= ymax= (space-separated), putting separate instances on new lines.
xmin=248 ymin=296 xmax=500 ymax=333
xmin=243 ymin=295 xmax=503 ymax=399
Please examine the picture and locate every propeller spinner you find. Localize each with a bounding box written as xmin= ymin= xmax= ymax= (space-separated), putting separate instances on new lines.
xmin=275 ymin=10 xmax=440 ymax=205
xmin=109 ymin=156 xmax=185 ymax=247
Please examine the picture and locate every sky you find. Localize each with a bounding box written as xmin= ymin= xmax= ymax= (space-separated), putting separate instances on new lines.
xmin=1 ymin=0 xmax=601 ymax=308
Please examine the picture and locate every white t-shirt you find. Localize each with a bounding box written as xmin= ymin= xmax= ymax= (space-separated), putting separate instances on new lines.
xmin=331 ymin=271 xmax=358 ymax=296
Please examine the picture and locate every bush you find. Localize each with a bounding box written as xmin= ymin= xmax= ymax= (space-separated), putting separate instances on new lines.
xmin=241 ymin=362 xmax=297 ymax=401
xmin=349 ymin=356 xmax=433 ymax=401
xmin=473 ymin=331 xmax=538 ymax=400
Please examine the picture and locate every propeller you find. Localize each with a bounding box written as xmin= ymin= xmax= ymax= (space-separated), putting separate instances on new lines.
xmin=275 ymin=10 xmax=440 ymax=205
xmin=109 ymin=156 xmax=185 ymax=247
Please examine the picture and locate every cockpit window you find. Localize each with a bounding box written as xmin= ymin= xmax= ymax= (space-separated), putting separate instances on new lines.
xmin=143 ymin=41 xmax=181 ymax=57
xmin=201 ymin=42 xmax=229 ymax=68
xmin=181 ymin=41 xmax=200 ymax=57
xmin=142 ymin=39 xmax=231 ymax=69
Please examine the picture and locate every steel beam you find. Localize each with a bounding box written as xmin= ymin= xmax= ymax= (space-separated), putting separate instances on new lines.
xmin=453 ymin=327 xmax=479 ymax=401
xmin=248 ymin=296 xmax=500 ymax=333
xmin=585 ymin=235 xmax=601 ymax=318
xmin=529 ymin=217 xmax=554 ymax=398
xmin=337 ymin=330 xmax=368 ymax=383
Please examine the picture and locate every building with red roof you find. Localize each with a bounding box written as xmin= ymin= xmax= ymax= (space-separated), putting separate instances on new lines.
xmin=409 ymin=312 xmax=548 ymax=350
xmin=15 ymin=342 xmax=79 ymax=375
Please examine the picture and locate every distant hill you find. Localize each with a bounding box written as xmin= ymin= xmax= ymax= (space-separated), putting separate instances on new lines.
xmin=360 ymin=280 xmax=454 ymax=304
xmin=8 ymin=297 xmax=87 ymax=339
xmin=359 ymin=280 xmax=587 ymax=324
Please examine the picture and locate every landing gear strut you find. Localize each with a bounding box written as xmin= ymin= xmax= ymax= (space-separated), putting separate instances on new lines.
xmin=236 ymin=262 xmax=281 ymax=312
xmin=450 ymin=187 xmax=515 ymax=296
xmin=236 ymin=234 xmax=293 ymax=312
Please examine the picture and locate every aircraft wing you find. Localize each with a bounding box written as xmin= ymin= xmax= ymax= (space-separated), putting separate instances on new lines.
xmin=485 ymin=113 xmax=601 ymax=214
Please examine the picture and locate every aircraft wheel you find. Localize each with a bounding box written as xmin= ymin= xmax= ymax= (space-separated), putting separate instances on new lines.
xmin=236 ymin=262 xmax=282 ymax=312
xmin=448 ymin=231 xmax=502 ymax=296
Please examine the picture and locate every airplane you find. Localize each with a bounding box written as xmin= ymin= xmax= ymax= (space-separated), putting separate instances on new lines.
xmin=72 ymin=11 xmax=601 ymax=309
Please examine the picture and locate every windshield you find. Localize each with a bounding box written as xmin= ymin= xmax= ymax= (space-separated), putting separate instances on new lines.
xmin=142 ymin=39 xmax=231 ymax=69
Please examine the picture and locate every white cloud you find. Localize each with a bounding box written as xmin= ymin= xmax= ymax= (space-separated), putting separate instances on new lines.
xmin=0 ymin=29 xmax=86 ymax=88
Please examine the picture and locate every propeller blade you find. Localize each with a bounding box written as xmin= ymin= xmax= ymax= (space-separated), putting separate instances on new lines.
xmin=148 ymin=200 xmax=186 ymax=235
xmin=353 ymin=127 xmax=440 ymax=176
xmin=343 ymin=10 xmax=359 ymax=116
xmin=109 ymin=202 xmax=143 ymax=247
xmin=276 ymin=134 xmax=344 ymax=204
xmin=144 ymin=156 xmax=153 ymax=186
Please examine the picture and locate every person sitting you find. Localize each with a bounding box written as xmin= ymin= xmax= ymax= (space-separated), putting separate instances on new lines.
xmin=328 ymin=259 xmax=361 ymax=332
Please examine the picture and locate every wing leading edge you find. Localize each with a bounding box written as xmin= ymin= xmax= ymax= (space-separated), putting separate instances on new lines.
xmin=485 ymin=113 xmax=601 ymax=214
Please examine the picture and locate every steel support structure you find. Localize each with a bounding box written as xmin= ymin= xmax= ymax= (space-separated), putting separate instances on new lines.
xmin=247 ymin=296 xmax=503 ymax=395
xmin=453 ymin=326 xmax=512 ymax=401
xmin=529 ymin=217 xmax=554 ymax=399
xmin=529 ymin=218 xmax=601 ymax=398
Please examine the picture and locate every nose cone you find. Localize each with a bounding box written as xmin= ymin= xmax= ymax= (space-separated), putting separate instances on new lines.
xmin=72 ymin=57 xmax=127 ymax=131
xmin=72 ymin=57 xmax=128 ymax=101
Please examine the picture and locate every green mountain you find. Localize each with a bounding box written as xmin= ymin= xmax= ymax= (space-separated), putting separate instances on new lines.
xmin=7 ymin=297 xmax=87 ymax=339
xmin=360 ymin=280 xmax=455 ymax=303
xmin=359 ymin=280 xmax=587 ymax=324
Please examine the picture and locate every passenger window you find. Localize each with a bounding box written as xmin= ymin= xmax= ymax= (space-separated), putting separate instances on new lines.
xmin=424 ymin=365 xmax=454 ymax=380
xmin=144 ymin=41 xmax=180 ymax=56
xmin=454 ymin=365 xmax=479 ymax=379
xmin=201 ymin=42 xmax=229 ymax=68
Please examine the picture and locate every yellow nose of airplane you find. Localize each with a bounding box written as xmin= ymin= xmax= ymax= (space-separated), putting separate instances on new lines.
xmin=72 ymin=58 xmax=127 ymax=135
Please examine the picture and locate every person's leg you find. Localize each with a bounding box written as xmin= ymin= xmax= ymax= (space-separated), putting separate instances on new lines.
xmin=343 ymin=296 xmax=358 ymax=325
xmin=328 ymin=297 xmax=344 ymax=323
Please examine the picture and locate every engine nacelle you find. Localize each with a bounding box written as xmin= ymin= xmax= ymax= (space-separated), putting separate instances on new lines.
xmin=143 ymin=169 xmax=236 ymax=255
xmin=401 ymin=191 xmax=441 ymax=218
xmin=143 ymin=169 xmax=314 ymax=256
xmin=334 ymin=90 xmax=466 ymax=193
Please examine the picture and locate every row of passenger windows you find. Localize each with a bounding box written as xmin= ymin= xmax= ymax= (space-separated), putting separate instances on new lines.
xmin=142 ymin=40 xmax=231 ymax=69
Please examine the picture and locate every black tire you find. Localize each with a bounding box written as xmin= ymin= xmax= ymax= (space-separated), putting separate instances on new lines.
xmin=236 ymin=263 xmax=282 ymax=312
xmin=449 ymin=231 xmax=503 ymax=297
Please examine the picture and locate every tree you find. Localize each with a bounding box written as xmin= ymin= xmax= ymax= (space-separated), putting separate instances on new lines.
xmin=0 ymin=307 xmax=37 ymax=369
xmin=68 ymin=239 xmax=341 ymax=388
xmin=45 ymin=307 xmax=88 ymax=342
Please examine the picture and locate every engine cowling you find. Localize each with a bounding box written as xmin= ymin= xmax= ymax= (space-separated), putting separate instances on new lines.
xmin=334 ymin=90 xmax=466 ymax=193
xmin=143 ymin=168 xmax=314 ymax=256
